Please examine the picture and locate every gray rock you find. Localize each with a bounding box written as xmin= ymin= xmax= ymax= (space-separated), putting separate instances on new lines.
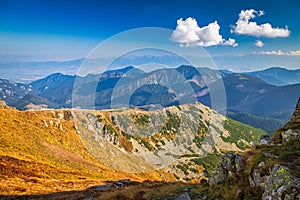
xmin=259 ymin=135 xmax=272 ymax=145
xmin=258 ymin=161 xmax=265 ymax=167
xmin=113 ymin=181 xmax=124 ymax=188
xmin=208 ymin=169 xmax=226 ymax=185
xmin=209 ymin=152 xmax=245 ymax=185
xmin=91 ymin=183 xmax=112 ymax=191
xmin=235 ymin=154 xmax=244 ymax=172
xmin=251 ymin=168 xmax=265 ymax=187
xmin=281 ymin=129 xmax=300 ymax=143
xmin=118 ymin=178 xmax=131 ymax=184
xmin=262 ymin=165 xmax=300 ymax=200
xmin=63 ymin=110 xmax=73 ymax=120
xmin=176 ymin=192 xmax=191 ymax=200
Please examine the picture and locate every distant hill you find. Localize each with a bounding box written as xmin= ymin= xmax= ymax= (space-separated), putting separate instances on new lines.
xmin=0 ymin=78 xmax=30 ymax=105
xmin=13 ymin=94 xmax=59 ymax=110
xmin=103 ymin=66 xmax=145 ymax=75
xmin=203 ymin=73 xmax=300 ymax=120
xmin=30 ymin=73 xmax=75 ymax=107
xmin=247 ymin=67 xmax=300 ymax=86
xmin=227 ymin=111 xmax=286 ymax=135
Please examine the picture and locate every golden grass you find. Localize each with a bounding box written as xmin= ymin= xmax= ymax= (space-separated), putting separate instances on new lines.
xmin=0 ymin=108 xmax=173 ymax=195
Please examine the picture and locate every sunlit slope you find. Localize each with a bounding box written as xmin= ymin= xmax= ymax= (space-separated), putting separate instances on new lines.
xmin=0 ymin=100 xmax=266 ymax=195
xmin=0 ymin=104 xmax=169 ymax=195
xmin=74 ymin=102 xmax=266 ymax=182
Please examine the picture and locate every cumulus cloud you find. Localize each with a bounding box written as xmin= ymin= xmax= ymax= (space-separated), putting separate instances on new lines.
xmin=171 ymin=17 xmax=238 ymax=47
xmin=289 ymin=50 xmax=300 ymax=56
xmin=231 ymin=9 xmax=290 ymax=38
xmin=255 ymin=40 xmax=264 ymax=47
xmin=224 ymin=38 xmax=238 ymax=47
xmin=254 ymin=50 xmax=300 ymax=56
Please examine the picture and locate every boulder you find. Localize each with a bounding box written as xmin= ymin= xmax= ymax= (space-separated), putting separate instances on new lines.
xmin=63 ymin=110 xmax=73 ymax=120
xmin=209 ymin=152 xmax=245 ymax=185
xmin=258 ymin=135 xmax=272 ymax=145
xmin=262 ymin=165 xmax=300 ymax=200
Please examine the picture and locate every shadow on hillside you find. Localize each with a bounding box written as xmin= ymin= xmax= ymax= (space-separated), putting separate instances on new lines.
xmin=0 ymin=181 xmax=195 ymax=200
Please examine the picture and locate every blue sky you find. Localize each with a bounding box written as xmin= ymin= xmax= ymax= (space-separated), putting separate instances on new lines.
xmin=0 ymin=0 xmax=300 ymax=71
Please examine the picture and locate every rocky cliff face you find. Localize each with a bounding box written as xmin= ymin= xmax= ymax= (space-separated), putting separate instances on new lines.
xmin=290 ymin=97 xmax=300 ymax=124
xmin=206 ymin=98 xmax=300 ymax=200
xmin=274 ymin=97 xmax=300 ymax=143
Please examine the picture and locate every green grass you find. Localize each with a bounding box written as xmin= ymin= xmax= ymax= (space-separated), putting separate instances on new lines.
xmin=191 ymin=153 xmax=222 ymax=176
xmin=223 ymin=118 xmax=266 ymax=150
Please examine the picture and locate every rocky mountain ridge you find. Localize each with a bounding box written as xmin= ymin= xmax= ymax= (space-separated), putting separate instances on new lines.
xmin=202 ymin=98 xmax=300 ymax=199
xmin=72 ymin=102 xmax=265 ymax=182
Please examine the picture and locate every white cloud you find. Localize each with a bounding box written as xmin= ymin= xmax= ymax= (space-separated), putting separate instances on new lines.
xmin=257 ymin=50 xmax=285 ymax=55
xmin=171 ymin=17 xmax=238 ymax=47
xmin=255 ymin=40 xmax=264 ymax=47
xmin=254 ymin=50 xmax=300 ymax=56
xmin=289 ymin=50 xmax=300 ymax=56
xmin=231 ymin=9 xmax=290 ymax=38
xmin=224 ymin=38 xmax=238 ymax=47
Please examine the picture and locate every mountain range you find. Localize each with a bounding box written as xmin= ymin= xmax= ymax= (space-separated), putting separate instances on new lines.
xmin=247 ymin=67 xmax=300 ymax=86
xmin=1 ymin=65 xmax=300 ymax=134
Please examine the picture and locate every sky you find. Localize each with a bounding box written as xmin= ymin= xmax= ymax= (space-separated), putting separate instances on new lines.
xmin=0 ymin=0 xmax=300 ymax=72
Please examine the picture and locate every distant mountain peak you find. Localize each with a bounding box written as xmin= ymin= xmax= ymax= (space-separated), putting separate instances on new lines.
xmin=248 ymin=67 xmax=300 ymax=86
xmin=103 ymin=66 xmax=145 ymax=74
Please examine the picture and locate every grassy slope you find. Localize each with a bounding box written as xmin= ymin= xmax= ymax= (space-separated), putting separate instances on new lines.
xmin=0 ymin=109 xmax=168 ymax=195
xmin=227 ymin=111 xmax=286 ymax=135
xmin=0 ymin=104 xmax=266 ymax=197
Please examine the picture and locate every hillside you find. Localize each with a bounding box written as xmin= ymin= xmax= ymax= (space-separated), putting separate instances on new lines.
xmin=0 ymin=78 xmax=30 ymax=105
xmin=227 ymin=111 xmax=286 ymax=135
xmin=30 ymin=73 xmax=75 ymax=107
xmin=0 ymin=101 xmax=170 ymax=195
xmin=0 ymin=100 xmax=265 ymax=197
xmin=13 ymin=94 xmax=60 ymax=110
xmin=196 ymin=97 xmax=300 ymax=199
xmin=248 ymin=67 xmax=300 ymax=86
xmin=206 ymin=73 xmax=300 ymax=120
xmin=72 ymin=102 xmax=265 ymax=180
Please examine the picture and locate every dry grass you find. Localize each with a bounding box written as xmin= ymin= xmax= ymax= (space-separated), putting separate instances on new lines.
xmin=0 ymin=108 xmax=171 ymax=195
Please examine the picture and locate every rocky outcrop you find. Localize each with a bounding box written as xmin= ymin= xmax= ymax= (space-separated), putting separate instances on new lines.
xmin=258 ymin=135 xmax=272 ymax=145
xmin=290 ymin=97 xmax=300 ymax=124
xmin=208 ymin=97 xmax=300 ymax=199
xmin=275 ymin=97 xmax=300 ymax=143
xmin=209 ymin=152 xmax=244 ymax=185
xmin=262 ymin=165 xmax=300 ymax=200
